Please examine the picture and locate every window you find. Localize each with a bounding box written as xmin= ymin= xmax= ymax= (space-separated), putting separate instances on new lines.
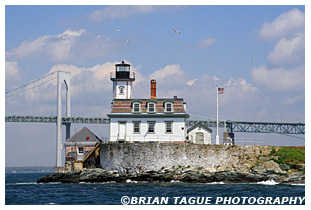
xmin=148 ymin=121 xmax=156 ymax=133
xmin=132 ymin=102 xmax=141 ymax=113
xmin=165 ymin=121 xmax=173 ymax=133
xmin=165 ymin=102 xmax=173 ymax=112
xmin=147 ymin=102 xmax=156 ymax=113
xmin=133 ymin=121 xmax=140 ymax=133
xmin=119 ymin=86 xmax=125 ymax=95
xmin=77 ymin=147 xmax=84 ymax=155
xmin=117 ymin=66 xmax=130 ymax=72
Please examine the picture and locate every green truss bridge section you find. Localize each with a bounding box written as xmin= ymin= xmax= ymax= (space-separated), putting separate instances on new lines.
xmin=186 ymin=120 xmax=304 ymax=134
xmin=5 ymin=115 xmax=305 ymax=135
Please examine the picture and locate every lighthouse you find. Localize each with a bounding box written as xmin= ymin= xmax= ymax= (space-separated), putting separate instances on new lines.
xmin=110 ymin=61 xmax=135 ymax=99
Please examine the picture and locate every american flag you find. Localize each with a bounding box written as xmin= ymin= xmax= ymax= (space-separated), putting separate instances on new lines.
xmin=218 ymin=88 xmax=224 ymax=94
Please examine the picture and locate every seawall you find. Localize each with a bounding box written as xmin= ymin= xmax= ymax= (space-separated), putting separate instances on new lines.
xmin=100 ymin=143 xmax=277 ymax=174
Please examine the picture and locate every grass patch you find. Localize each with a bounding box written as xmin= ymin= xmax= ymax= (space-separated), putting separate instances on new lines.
xmin=269 ymin=147 xmax=304 ymax=165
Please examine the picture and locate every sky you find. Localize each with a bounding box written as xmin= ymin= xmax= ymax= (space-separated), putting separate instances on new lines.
xmin=3 ymin=2 xmax=308 ymax=167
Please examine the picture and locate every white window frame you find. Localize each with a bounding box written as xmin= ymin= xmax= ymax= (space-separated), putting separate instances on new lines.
xmin=165 ymin=121 xmax=173 ymax=134
xmin=164 ymin=102 xmax=174 ymax=113
xmin=119 ymin=86 xmax=125 ymax=95
xmin=77 ymin=146 xmax=84 ymax=155
xmin=147 ymin=121 xmax=156 ymax=133
xmin=147 ymin=102 xmax=156 ymax=113
xmin=132 ymin=102 xmax=141 ymax=113
xmin=133 ymin=121 xmax=141 ymax=134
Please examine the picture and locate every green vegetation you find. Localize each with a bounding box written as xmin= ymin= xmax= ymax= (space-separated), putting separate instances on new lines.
xmin=269 ymin=147 xmax=305 ymax=165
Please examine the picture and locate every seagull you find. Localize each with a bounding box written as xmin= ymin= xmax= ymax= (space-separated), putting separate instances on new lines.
xmin=114 ymin=29 xmax=122 ymax=32
xmin=125 ymin=39 xmax=130 ymax=42
xmin=173 ymin=29 xmax=181 ymax=34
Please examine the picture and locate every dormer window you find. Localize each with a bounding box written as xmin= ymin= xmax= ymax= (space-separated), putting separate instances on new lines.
xmin=77 ymin=147 xmax=84 ymax=155
xmin=119 ymin=86 xmax=125 ymax=95
xmin=164 ymin=102 xmax=173 ymax=113
xmin=132 ymin=102 xmax=141 ymax=113
xmin=147 ymin=102 xmax=156 ymax=113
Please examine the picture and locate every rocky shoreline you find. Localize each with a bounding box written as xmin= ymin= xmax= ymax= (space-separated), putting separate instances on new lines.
xmin=37 ymin=160 xmax=304 ymax=184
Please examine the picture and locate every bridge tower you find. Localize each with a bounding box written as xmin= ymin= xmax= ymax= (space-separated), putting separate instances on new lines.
xmin=55 ymin=71 xmax=71 ymax=172
xmin=110 ymin=61 xmax=135 ymax=99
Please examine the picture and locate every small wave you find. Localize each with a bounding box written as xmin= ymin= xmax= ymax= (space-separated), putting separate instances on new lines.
xmin=126 ymin=179 xmax=138 ymax=183
xmin=45 ymin=182 xmax=62 ymax=184
xmin=170 ymin=180 xmax=180 ymax=183
xmin=44 ymin=202 xmax=58 ymax=205
xmin=79 ymin=182 xmax=87 ymax=184
xmin=89 ymin=181 xmax=117 ymax=184
xmin=257 ymin=180 xmax=278 ymax=185
xmin=206 ymin=182 xmax=225 ymax=185
xmin=291 ymin=183 xmax=305 ymax=186
xmin=7 ymin=182 xmax=38 ymax=185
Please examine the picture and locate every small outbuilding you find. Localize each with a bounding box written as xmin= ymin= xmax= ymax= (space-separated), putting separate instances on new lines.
xmin=187 ymin=123 xmax=212 ymax=145
xmin=64 ymin=126 xmax=102 ymax=171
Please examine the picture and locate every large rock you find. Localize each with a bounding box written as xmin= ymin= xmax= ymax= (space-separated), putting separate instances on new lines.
xmin=283 ymin=172 xmax=305 ymax=184
xmin=37 ymin=165 xmax=304 ymax=184
xmin=252 ymin=160 xmax=283 ymax=175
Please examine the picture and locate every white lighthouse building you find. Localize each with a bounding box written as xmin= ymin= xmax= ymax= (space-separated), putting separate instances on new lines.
xmin=110 ymin=61 xmax=135 ymax=99
xmin=108 ymin=61 xmax=188 ymax=143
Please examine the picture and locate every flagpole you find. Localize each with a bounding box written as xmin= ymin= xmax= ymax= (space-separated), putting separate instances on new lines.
xmin=216 ymin=84 xmax=219 ymax=144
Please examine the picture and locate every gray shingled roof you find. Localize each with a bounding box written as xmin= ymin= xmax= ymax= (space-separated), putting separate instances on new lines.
xmin=65 ymin=126 xmax=102 ymax=144
xmin=187 ymin=122 xmax=212 ymax=133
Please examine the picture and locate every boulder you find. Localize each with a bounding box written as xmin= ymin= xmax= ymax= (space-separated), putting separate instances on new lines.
xmin=252 ymin=160 xmax=282 ymax=175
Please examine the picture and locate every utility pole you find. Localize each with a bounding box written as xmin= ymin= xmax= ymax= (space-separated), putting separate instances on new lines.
xmin=216 ymin=84 xmax=219 ymax=144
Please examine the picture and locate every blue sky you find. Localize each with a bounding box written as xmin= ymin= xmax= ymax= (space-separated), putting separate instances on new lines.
xmin=3 ymin=4 xmax=307 ymax=166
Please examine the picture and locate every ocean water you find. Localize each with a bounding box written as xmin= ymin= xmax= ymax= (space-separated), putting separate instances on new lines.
xmin=5 ymin=173 xmax=305 ymax=205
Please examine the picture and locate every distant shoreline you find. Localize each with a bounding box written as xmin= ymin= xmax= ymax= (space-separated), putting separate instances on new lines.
xmin=5 ymin=166 xmax=54 ymax=174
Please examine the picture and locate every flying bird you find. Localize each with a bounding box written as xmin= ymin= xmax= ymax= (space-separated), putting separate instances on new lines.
xmin=173 ymin=29 xmax=181 ymax=34
xmin=252 ymin=57 xmax=258 ymax=60
xmin=125 ymin=39 xmax=130 ymax=42
xmin=114 ymin=29 xmax=122 ymax=32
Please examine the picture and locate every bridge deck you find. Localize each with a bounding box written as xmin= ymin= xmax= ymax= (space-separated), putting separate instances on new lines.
xmin=5 ymin=115 xmax=305 ymax=135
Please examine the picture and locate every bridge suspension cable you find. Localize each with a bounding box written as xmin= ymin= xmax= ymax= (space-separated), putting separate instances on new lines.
xmin=69 ymin=73 xmax=107 ymax=92
xmin=5 ymin=71 xmax=57 ymax=98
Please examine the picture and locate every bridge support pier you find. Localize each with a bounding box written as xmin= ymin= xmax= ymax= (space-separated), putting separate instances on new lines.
xmin=56 ymin=71 xmax=71 ymax=170
xmin=64 ymin=123 xmax=71 ymax=140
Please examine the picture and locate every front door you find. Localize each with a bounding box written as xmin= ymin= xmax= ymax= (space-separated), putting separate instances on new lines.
xmin=196 ymin=132 xmax=204 ymax=144
xmin=118 ymin=122 xmax=126 ymax=141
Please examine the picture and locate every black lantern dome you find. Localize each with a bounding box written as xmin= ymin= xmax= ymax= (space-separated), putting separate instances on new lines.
xmin=111 ymin=61 xmax=135 ymax=81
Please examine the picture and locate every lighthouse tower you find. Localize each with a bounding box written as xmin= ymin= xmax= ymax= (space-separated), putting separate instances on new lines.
xmin=110 ymin=61 xmax=135 ymax=99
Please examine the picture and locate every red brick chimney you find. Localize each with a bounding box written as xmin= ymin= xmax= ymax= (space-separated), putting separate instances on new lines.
xmin=151 ymin=79 xmax=156 ymax=99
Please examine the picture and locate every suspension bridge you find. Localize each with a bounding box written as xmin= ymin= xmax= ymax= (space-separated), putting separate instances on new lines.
xmin=5 ymin=71 xmax=305 ymax=169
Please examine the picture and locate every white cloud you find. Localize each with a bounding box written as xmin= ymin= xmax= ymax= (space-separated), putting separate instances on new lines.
xmin=259 ymin=8 xmax=304 ymax=41
xmin=49 ymin=64 xmax=84 ymax=76
xmin=183 ymin=37 xmax=216 ymax=50
xmin=6 ymin=29 xmax=86 ymax=62
xmin=213 ymin=76 xmax=219 ymax=81
xmin=5 ymin=61 xmax=21 ymax=82
xmin=88 ymin=5 xmax=182 ymax=22
xmin=218 ymin=77 xmax=258 ymax=108
xmin=225 ymin=77 xmax=257 ymax=93
xmin=149 ymin=64 xmax=185 ymax=81
xmin=146 ymin=64 xmax=188 ymax=98
xmin=197 ymin=38 xmax=216 ymax=49
xmin=5 ymin=60 xmax=304 ymax=124
xmin=267 ymin=36 xmax=305 ymax=67
xmin=284 ymin=95 xmax=304 ymax=104
xmin=6 ymin=29 xmax=119 ymax=63
xmin=251 ymin=65 xmax=304 ymax=91
xmin=48 ymin=61 xmax=146 ymax=99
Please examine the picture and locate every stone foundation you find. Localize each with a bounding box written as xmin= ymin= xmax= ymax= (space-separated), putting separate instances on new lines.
xmin=100 ymin=143 xmax=276 ymax=174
